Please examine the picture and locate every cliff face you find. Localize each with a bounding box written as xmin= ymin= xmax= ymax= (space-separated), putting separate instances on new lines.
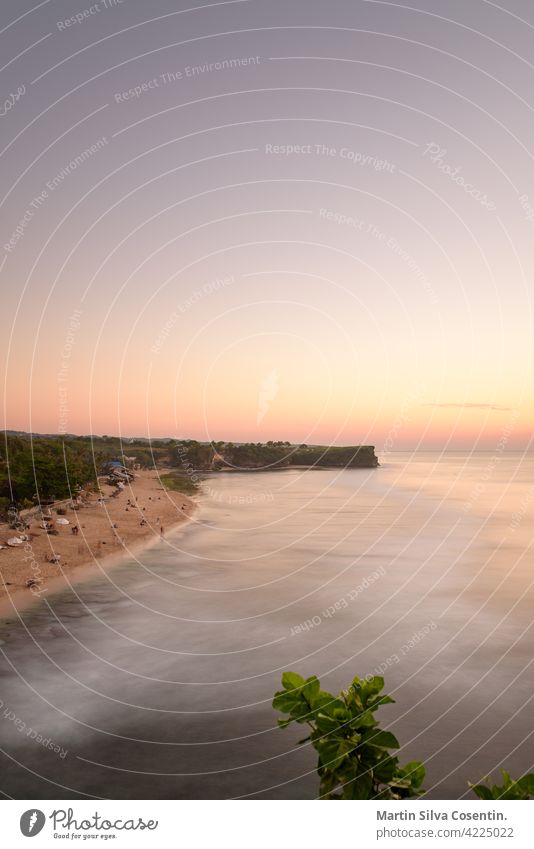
xmin=168 ymin=441 xmax=379 ymax=472
xmin=290 ymin=445 xmax=379 ymax=468
xmin=210 ymin=444 xmax=379 ymax=471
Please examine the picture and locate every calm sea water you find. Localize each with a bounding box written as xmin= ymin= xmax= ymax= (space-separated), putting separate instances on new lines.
xmin=0 ymin=451 xmax=532 ymax=799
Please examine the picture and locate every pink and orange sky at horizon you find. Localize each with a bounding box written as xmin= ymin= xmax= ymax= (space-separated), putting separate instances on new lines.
xmin=2 ymin=0 xmax=533 ymax=450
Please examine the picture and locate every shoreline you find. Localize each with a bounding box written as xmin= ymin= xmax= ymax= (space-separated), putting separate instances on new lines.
xmin=0 ymin=470 xmax=198 ymax=620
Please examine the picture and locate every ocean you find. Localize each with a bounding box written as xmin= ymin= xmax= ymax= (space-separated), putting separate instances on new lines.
xmin=0 ymin=450 xmax=532 ymax=799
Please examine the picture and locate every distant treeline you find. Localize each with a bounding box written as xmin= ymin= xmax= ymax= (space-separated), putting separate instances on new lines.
xmin=0 ymin=434 xmax=169 ymax=512
xmin=0 ymin=433 xmax=378 ymax=514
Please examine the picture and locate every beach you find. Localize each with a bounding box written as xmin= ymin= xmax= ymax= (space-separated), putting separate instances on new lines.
xmin=0 ymin=454 xmax=532 ymax=799
xmin=0 ymin=470 xmax=196 ymax=614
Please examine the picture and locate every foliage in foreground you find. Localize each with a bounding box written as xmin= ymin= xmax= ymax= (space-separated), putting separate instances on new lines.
xmin=274 ymin=671 xmax=534 ymax=801
xmin=470 ymin=770 xmax=534 ymax=800
xmin=273 ymin=672 xmax=425 ymax=799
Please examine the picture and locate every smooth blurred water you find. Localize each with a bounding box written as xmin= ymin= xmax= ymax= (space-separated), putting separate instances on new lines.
xmin=0 ymin=451 xmax=532 ymax=799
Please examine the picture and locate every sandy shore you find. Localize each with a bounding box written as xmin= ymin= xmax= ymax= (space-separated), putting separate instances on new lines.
xmin=0 ymin=470 xmax=196 ymax=614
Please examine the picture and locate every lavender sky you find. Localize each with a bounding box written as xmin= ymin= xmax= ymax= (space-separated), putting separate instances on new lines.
xmin=1 ymin=0 xmax=533 ymax=448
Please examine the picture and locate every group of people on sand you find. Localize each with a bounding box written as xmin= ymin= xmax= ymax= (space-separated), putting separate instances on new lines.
xmin=35 ymin=484 xmax=191 ymax=574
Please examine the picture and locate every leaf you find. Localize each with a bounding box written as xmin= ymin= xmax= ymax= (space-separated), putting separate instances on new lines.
xmin=289 ymin=701 xmax=314 ymax=722
xmin=272 ymin=691 xmax=299 ymax=713
xmin=316 ymin=739 xmax=340 ymax=768
xmin=344 ymin=771 xmax=373 ymax=800
xmin=352 ymin=676 xmax=385 ymax=703
xmin=319 ymin=772 xmax=338 ymax=798
xmin=281 ymin=671 xmax=306 ymax=691
xmin=302 ymin=676 xmax=321 ymax=704
xmin=369 ymin=694 xmax=396 ymax=708
xmin=401 ymin=761 xmax=426 ymax=788
xmin=388 ymin=777 xmax=412 ymax=789
xmin=361 ymin=730 xmax=400 ymax=749
xmin=470 ymin=783 xmax=494 ymax=800
xmin=321 ymin=697 xmax=350 ymax=718
xmin=352 ymin=709 xmax=378 ymax=728
xmin=316 ymin=739 xmax=349 ymax=770
xmin=315 ymin=713 xmax=340 ymax=733
xmin=517 ymin=774 xmax=534 ymax=796
xmin=338 ymin=738 xmax=356 ymax=757
xmin=501 ymin=770 xmax=512 ymax=789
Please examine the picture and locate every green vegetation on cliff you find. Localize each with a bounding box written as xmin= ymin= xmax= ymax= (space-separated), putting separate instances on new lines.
xmin=291 ymin=445 xmax=378 ymax=469
xmin=1 ymin=433 xmax=378 ymax=515
xmin=172 ymin=440 xmax=379 ymax=471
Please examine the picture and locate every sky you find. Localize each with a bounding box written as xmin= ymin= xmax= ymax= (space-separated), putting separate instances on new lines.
xmin=1 ymin=0 xmax=533 ymax=448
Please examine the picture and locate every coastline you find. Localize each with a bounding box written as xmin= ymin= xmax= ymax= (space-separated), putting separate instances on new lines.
xmin=0 ymin=470 xmax=198 ymax=620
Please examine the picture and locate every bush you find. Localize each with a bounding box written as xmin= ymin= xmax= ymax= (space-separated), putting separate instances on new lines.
xmin=470 ymin=771 xmax=534 ymax=800
xmin=160 ymin=472 xmax=198 ymax=495
xmin=273 ymin=672 xmax=425 ymax=799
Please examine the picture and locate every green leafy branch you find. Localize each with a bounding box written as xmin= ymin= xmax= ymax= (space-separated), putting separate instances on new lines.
xmin=470 ymin=770 xmax=534 ymax=800
xmin=273 ymin=671 xmax=425 ymax=800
